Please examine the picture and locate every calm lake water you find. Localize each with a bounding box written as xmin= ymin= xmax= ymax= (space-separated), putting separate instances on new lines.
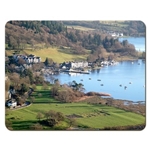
xmin=119 ymin=37 xmax=145 ymax=52
xmin=45 ymin=37 xmax=146 ymax=102
xmin=46 ymin=59 xmax=145 ymax=102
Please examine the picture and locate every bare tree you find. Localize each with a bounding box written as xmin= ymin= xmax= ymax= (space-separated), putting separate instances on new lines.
xmin=68 ymin=118 xmax=76 ymax=127
xmin=36 ymin=112 xmax=43 ymax=121
xmin=108 ymin=52 xmax=114 ymax=61
xmin=30 ymin=123 xmax=43 ymax=130
xmin=44 ymin=110 xmax=65 ymax=127
xmin=51 ymin=84 xmax=59 ymax=97
xmin=5 ymin=79 xmax=10 ymax=91
xmin=58 ymin=90 xmax=69 ymax=102
xmin=32 ymin=84 xmax=37 ymax=90
xmin=42 ymin=83 xmax=49 ymax=90
xmin=30 ymin=96 xmax=35 ymax=103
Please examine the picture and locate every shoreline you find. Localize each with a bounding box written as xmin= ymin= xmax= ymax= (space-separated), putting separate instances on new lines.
xmin=84 ymin=91 xmax=145 ymax=103
xmin=76 ymin=95 xmax=146 ymax=116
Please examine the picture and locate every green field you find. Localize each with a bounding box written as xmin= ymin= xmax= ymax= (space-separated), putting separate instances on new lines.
xmin=6 ymin=47 xmax=89 ymax=63
xmin=5 ymin=87 xmax=145 ymax=130
xmin=66 ymin=21 xmax=129 ymax=32
xmin=66 ymin=25 xmax=95 ymax=31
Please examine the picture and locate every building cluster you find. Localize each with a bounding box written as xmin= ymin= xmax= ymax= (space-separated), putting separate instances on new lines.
xmin=61 ymin=61 xmax=88 ymax=69
xmin=107 ymin=31 xmax=123 ymax=37
xmin=101 ymin=60 xmax=119 ymax=66
xmin=13 ymin=54 xmax=41 ymax=64
xmin=71 ymin=61 xmax=88 ymax=68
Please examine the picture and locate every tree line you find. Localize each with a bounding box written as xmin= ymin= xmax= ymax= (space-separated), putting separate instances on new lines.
xmin=5 ymin=21 xmax=139 ymax=56
xmin=63 ymin=21 xmax=145 ymax=36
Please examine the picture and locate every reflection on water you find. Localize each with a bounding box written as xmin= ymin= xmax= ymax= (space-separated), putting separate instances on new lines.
xmin=45 ymin=59 xmax=145 ymax=102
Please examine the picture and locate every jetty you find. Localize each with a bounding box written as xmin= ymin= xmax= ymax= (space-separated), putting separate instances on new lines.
xmin=64 ymin=69 xmax=89 ymax=74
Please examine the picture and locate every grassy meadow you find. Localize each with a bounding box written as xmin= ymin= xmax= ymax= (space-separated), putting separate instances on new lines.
xmin=66 ymin=21 xmax=129 ymax=33
xmin=6 ymin=46 xmax=89 ymax=63
xmin=66 ymin=25 xmax=95 ymax=31
xmin=5 ymin=86 xmax=145 ymax=130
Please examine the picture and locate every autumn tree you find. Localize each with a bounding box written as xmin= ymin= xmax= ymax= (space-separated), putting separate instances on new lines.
xmin=36 ymin=112 xmax=43 ymax=121
xmin=30 ymin=123 xmax=43 ymax=130
xmin=5 ymin=78 xmax=10 ymax=100
xmin=19 ymin=83 xmax=28 ymax=95
xmin=51 ymin=83 xmax=59 ymax=97
xmin=30 ymin=96 xmax=35 ymax=103
xmin=5 ymin=120 xmax=13 ymax=130
xmin=87 ymin=54 xmax=98 ymax=62
xmin=21 ymin=69 xmax=34 ymax=84
xmin=44 ymin=110 xmax=65 ymax=127
xmin=42 ymin=83 xmax=49 ymax=90
xmin=32 ymin=63 xmax=44 ymax=71
xmin=8 ymin=36 xmax=18 ymax=49
xmin=16 ymin=96 xmax=25 ymax=106
xmin=44 ymin=57 xmax=54 ymax=66
xmin=8 ymin=72 xmax=20 ymax=90
xmin=32 ymin=84 xmax=37 ymax=90
xmin=68 ymin=118 xmax=76 ymax=127
xmin=108 ymin=52 xmax=115 ymax=61
xmin=5 ymin=78 xmax=10 ymax=92
xmin=33 ymin=75 xmax=44 ymax=84
xmin=57 ymin=90 xmax=70 ymax=102
xmin=30 ymin=39 xmax=36 ymax=50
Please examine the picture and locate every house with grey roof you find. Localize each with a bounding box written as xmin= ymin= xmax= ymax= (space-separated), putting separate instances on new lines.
xmin=13 ymin=54 xmax=41 ymax=64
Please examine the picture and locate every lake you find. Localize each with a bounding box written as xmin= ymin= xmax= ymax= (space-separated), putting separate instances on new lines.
xmin=45 ymin=37 xmax=146 ymax=102
xmin=119 ymin=37 xmax=145 ymax=52
xmin=45 ymin=59 xmax=145 ymax=102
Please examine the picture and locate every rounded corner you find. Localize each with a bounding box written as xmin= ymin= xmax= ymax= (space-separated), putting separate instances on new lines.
xmin=138 ymin=20 xmax=146 ymax=29
xmin=5 ymin=120 xmax=13 ymax=131
xmin=5 ymin=20 xmax=12 ymax=28
xmin=139 ymin=124 xmax=146 ymax=131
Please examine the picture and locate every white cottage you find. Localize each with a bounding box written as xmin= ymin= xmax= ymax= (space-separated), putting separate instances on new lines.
xmin=71 ymin=61 xmax=88 ymax=68
xmin=13 ymin=54 xmax=41 ymax=64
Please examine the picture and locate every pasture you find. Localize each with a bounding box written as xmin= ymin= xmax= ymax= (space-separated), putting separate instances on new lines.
xmin=5 ymin=87 xmax=145 ymax=130
xmin=24 ymin=47 xmax=88 ymax=63
xmin=5 ymin=46 xmax=89 ymax=63
xmin=66 ymin=25 xmax=95 ymax=31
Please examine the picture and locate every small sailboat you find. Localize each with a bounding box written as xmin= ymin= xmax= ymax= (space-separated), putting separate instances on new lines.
xmin=124 ymin=86 xmax=127 ymax=89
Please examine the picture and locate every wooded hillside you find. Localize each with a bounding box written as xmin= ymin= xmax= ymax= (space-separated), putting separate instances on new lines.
xmin=5 ymin=21 xmax=145 ymax=62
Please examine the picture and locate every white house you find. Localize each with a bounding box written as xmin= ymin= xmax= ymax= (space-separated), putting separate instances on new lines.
xmin=6 ymin=99 xmax=17 ymax=108
xmin=119 ymin=33 xmax=123 ymax=36
xmin=109 ymin=32 xmax=123 ymax=37
xmin=13 ymin=54 xmax=41 ymax=64
xmin=71 ymin=61 xmax=88 ymax=68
